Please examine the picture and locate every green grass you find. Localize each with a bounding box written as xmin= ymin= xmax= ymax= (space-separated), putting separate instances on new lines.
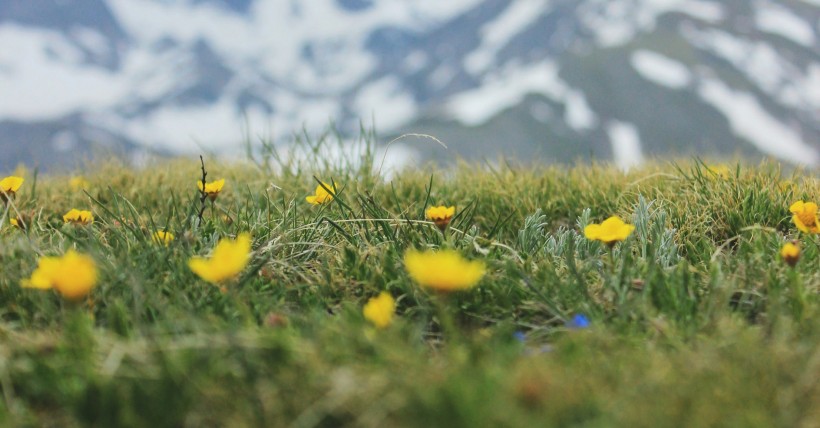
xmin=1 ymin=138 xmax=819 ymax=426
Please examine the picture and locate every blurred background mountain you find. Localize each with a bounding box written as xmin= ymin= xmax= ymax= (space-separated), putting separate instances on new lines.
xmin=1 ymin=0 xmax=819 ymax=171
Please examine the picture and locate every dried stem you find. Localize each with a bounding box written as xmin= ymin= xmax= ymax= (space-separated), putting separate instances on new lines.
xmin=197 ymin=155 xmax=208 ymax=227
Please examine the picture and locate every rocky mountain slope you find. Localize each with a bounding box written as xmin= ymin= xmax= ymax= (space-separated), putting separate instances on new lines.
xmin=1 ymin=0 xmax=819 ymax=170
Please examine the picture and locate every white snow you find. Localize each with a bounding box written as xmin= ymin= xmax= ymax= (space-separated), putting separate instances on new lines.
xmin=580 ymin=0 xmax=725 ymax=48
xmin=630 ymin=50 xmax=692 ymax=89
xmin=447 ymin=61 xmax=598 ymax=131
xmin=698 ymin=79 xmax=819 ymax=166
xmin=564 ymin=91 xmax=597 ymax=131
xmin=70 ymin=26 xmax=110 ymax=57
xmin=107 ymin=0 xmax=485 ymax=93
xmin=464 ymin=0 xmax=551 ymax=74
xmin=0 ymin=25 xmax=128 ymax=119
xmin=606 ymin=121 xmax=644 ymax=170
xmin=0 ymin=0 xmax=484 ymax=151
xmin=90 ymin=100 xmax=261 ymax=152
xmin=353 ymin=77 xmax=417 ymax=130
xmin=683 ymin=26 xmax=820 ymax=112
xmin=754 ymin=3 xmax=816 ymax=47
xmin=649 ymin=0 xmax=725 ymax=23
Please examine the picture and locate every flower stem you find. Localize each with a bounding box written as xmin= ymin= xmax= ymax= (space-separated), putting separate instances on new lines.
xmin=196 ymin=155 xmax=208 ymax=227
xmin=788 ymin=267 xmax=806 ymax=321
xmin=432 ymin=294 xmax=460 ymax=346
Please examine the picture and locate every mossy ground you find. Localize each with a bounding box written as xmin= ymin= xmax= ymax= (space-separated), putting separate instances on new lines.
xmin=0 ymin=144 xmax=819 ymax=426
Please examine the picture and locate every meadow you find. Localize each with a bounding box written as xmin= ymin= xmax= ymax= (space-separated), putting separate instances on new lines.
xmin=0 ymin=136 xmax=819 ymax=427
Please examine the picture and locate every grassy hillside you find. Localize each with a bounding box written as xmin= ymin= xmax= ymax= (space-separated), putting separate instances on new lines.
xmin=0 ymin=140 xmax=819 ymax=426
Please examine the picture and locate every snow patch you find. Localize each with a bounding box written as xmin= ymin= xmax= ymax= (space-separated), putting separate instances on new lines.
xmin=354 ymin=77 xmax=417 ymax=130
xmin=447 ymin=61 xmax=597 ymax=130
xmin=91 ymin=100 xmax=269 ymax=152
xmin=754 ymin=3 xmax=816 ymax=47
xmin=652 ymin=0 xmax=725 ymax=23
xmin=564 ymin=91 xmax=597 ymax=131
xmin=683 ymin=27 xmax=820 ymax=112
xmin=630 ymin=50 xmax=692 ymax=89
xmin=70 ymin=27 xmax=110 ymax=57
xmin=580 ymin=0 xmax=725 ymax=48
xmin=698 ymin=79 xmax=819 ymax=165
xmin=606 ymin=121 xmax=644 ymax=170
xmin=0 ymin=25 xmax=128 ymax=120
xmin=464 ymin=0 xmax=551 ymax=74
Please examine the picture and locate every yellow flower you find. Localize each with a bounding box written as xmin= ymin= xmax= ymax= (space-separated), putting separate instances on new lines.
xmin=23 ymin=256 xmax=61 ymax=289
xmin=153 ymin=231 xmax=175 ymax=246
xmin=363 ymin=291 xmax=396 ymax=329
xmin=0 ymin=176 xmax=24 ymax=202
xmin=198 ymin=179 xmax=225 ymax=201
xmin=404 ymin=249 xmax=486 ymax=292
xmin=188 ymin=233 xmax=252 ymax=284
xmin=426 ymin=205 xmax=455 ymax=231
xmin=305 ymin=182 xmax=335 ymax=205
xmin=781 ymin=242 xmax=800 ymax=267
xmin=9 ymin=212 xmax=32 ymax=230
xmin=790 ymin=201 xmax=819 ymax=234
xmin=22 ymin=250 xmax=98 ymax=301
xmin=584 ymin=216 xmax=635 ymax=246
xmin=63 ymin=209 xmax=94 ymax=225
xmin=69 ymin=176 xmax=90 ymax=190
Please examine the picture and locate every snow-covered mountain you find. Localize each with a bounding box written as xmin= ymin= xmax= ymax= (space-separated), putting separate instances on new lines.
xmin=1 ymin=0 xmax=819 ymax=170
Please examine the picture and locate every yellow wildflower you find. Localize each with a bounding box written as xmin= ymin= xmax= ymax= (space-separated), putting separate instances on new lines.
xmin=0 ymin=176 xmax=24 ymax=202
xmin=23 ymin=256 xmax=62 ymax=290
xmin=153 ymin=231 xmax=175 ymax=246
xmin=63 ymin=209 xmax=94 ymax=225
xmin=404 ymin=249 xmax=486 ymax=292
xmin=305 ymin=182 xmax=335 ymax=205
xmin=69 ymin=176 xmax=90 ymax=190
xmin=584 ymin=216 xmax=635 ymax=246
xmin=363 ymin=291 xmax=396 ymax=329
xmin=781 ymin=242 xmax=800 ymax=267
xmin=22 ymin=250 xmax=98 ymax=301
xmin=426 ymin=205 xmax=455 ymax=232
xmin=9 ymin=212 xmax=32 ymax=230
xmin=790 ymin=201 xmax=819 ymax=234
xmin=188 ymin=233 xmax=252 ymax=284
xmin=198 ymin=179 xmax=225 ymax=201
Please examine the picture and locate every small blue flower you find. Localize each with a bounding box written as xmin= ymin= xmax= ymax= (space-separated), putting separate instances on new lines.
xmin=567 ymin=314 xmax=590 ymax=329
xmin=513 ymin=331 xmax=527 ymax=342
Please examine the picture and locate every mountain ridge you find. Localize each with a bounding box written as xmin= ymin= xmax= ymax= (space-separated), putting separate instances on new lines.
xmin=1 ymin=0 xmax=819 ymax=170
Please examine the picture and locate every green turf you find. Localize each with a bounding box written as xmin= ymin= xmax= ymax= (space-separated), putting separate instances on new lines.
xmin=0 ymin=137 xmax=818 ymax=427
